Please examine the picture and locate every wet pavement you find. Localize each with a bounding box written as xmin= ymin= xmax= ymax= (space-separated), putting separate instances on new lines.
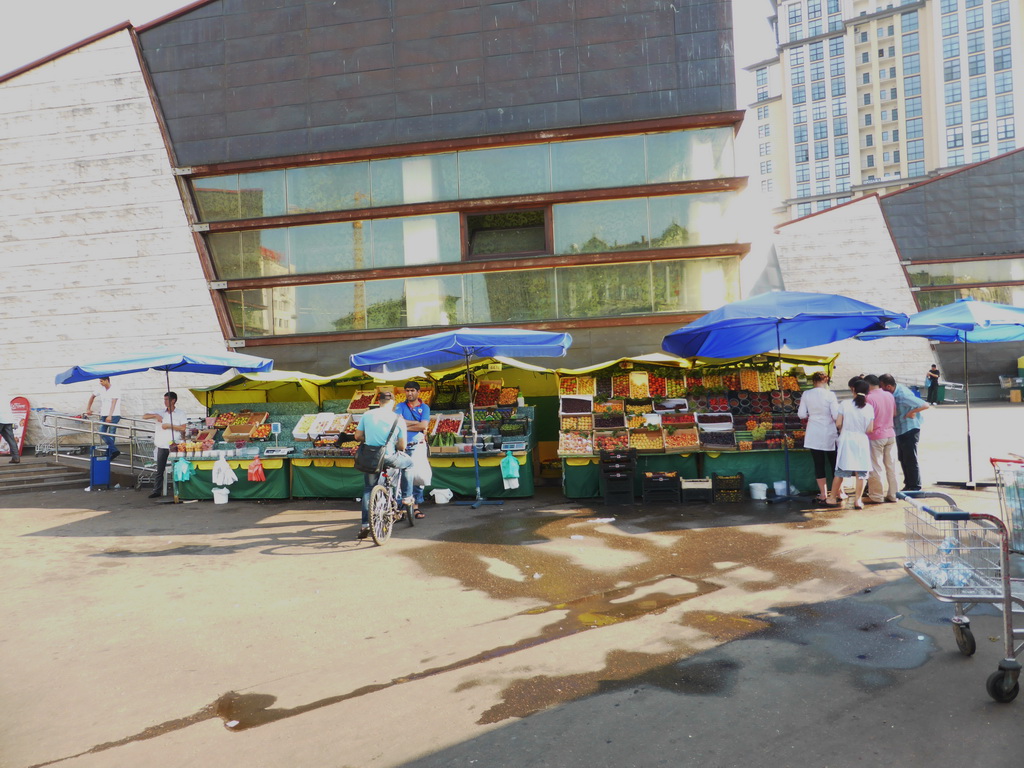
xmin=2 ymin=402 xmax=1023 ymax=767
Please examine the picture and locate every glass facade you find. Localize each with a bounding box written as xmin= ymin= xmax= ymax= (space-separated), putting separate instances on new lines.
xmin=225 ymin=257 xmax=741 ymax=337
xmin=192 ymin=127 xmax=736 ymax=222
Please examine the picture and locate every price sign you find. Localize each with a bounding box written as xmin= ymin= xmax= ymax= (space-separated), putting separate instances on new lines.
xmin=486 ymin=363 xmax=503 ymax=371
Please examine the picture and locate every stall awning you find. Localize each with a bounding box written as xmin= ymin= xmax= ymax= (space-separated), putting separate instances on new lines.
xmin=190 ymin=369 xmax=332 ymax=407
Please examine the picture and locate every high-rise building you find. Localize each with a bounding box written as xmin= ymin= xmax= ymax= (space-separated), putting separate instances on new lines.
xmin=748 ymin=0 xmax=1023 ymax=221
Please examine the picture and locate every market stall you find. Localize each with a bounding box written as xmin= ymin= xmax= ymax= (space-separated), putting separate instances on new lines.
xmin=555 ymin=352 xmax=836 ymax=499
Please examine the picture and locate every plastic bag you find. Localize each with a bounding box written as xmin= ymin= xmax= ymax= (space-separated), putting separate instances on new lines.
xmin=212 ymin=456 xmax=237 ymax=486
xmin=172 ymin=458 xmax=194 ymax=482
xmin=247 ymin=456 xmax=266 ymax=482
xmin=430 ymin=488 xmax=454 ymax=504
xmin=411 ymin=441 xmax=432 ymax=487
xmin=501 ymin=450 xmax=520 ymax=490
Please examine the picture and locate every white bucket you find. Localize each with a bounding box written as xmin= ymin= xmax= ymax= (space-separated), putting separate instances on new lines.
xmin=773 ymin=480 xmax=789 ymax=497
xmin=749 ymin=483 xmax=768 ymax=500
xmin=212 ymin=487 xmax=230 ymax=505
xmin=430 ymin=488 xmax=454 ymax=504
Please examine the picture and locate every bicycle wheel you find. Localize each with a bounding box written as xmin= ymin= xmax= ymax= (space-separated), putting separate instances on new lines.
xmin=369 ymin=486 xmax=394 ymax=545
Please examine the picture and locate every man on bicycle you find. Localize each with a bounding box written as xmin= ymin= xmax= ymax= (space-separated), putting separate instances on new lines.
xmin=353 ymin=391 xmax=414 ymax=540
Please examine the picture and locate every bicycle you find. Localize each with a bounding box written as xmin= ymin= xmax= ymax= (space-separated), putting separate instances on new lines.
xmin=367 ymin=464 xmax=414 ymax=545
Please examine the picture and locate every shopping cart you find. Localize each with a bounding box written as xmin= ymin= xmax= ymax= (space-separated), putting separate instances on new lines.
xmin=991 ymin=458 xmax=1024 ymax=553
xmin=901 ymin=490 xmax=1024 ymax=702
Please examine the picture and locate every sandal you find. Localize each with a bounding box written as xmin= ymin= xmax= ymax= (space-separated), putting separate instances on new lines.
xmin=854 ymin=499 xmax=864 ymax=510
xmin=824 ymin=496 xmax=840 ymax=506
xmin=413 ymin=506 xmax=425 ymax=519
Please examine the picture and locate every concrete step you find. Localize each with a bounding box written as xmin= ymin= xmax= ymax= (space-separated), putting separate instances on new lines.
xmin=3 ymin=477 xmax=95 ymax=494
xmin=0 ymin=456 xmax=94 ymax=493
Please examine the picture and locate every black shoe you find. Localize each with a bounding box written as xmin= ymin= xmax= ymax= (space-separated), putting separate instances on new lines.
xmin=9 ymin=457 xmax=20 ymax=464
xmin=356 ymin=526 xmax=370 ymax=540
xmin=148 ymin=491 xmax=162 ymax=499
xmin=110 ymin=450 xmax=121 ymax=461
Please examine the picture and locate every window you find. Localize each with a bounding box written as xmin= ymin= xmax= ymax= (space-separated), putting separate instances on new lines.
xmin=467 ymin=209 xmax=547 ymax=259
xmin=946 ymin=126 xmax=964 ymax=148
xmin=834 ymin=116 xmax=848 ymax=135
xmin=760 ymin=160 xmax=773 ymax=174
xmin=816 ymin=200 xmax=832 ymax=212
xmin=756 ymin=68 xmax=768 ymax=86
xmin=788 ymin=5 xmax=801 ymax=24
xmin=906 ymin=118 xmax=924 ymax=138
xmin=836 ymin=160 xmax=850 ymax=176
xmin=966 ymin=8 xmax=984 ymax=31
xmin=901 ymin=12 xmax=918 ymax=32
xmin=965 ymin=0 xmax=981 ymax=6
xmin=761 ymin=179 xmax=774 ymax=193
xmin=792 ymin=68 xmax=806 ymax=85
xmin=793 ymin=107 xmax=807 ymax=124
xmin=758 ymin=124 xmax=771 ymax=138
xmin=889 ymin=88 xmax=898 ymax=100
xmin=944 ymin=60 xmax=961 ymax=82
xmin=831 ymin=79 xmax=846 ymax=97
xmin=941 ymin=15 xmax=959 ymax=37
xmin=970 ymin=76 xmax=986 ymax=99
xmin=908 ymin=161 xmax=925 ymax=176
xmin=946 ymin=104 xmax=963 ymax=125
xmin=828 ymin=0 xmax=839 ymax=12
xmin=865 ymin=134 xmax=874 ymax=147
xmin=999 ymin=141 xmax=1016 ymax=154
xmin=945 ymin=81 xmax=962 ymax=103
xmin=815 ymin=164 xmax=830 ymax=180
xmin=808 ymin=0 xmax=821 ymax=19
xmin=994 ymin=49 xmax=1013 ymax=72
xmin=972 ymin=123 xmax=989 ymax=145
xmin=949 ymin=151 xmax=965 ymax=165
xmin=832 ymin=99 xmax=847 ymax=117
xmin=995 ymin=71 xmax=1013 ymax=94
xmin=830 ymin=59 xmax=845 ymax=77
xmin=968 ymin=31 xmax=985 ymax=54
xmin=860 ymin=31 xmax=868 ymax=43
xmin=808 ymin=20 xmax=822 ymax=37
xmin=813 ymin=121 xmax=829 ymax=140
xmin=810 ymin=41 xmax=824 ymax=62
xmin=970 ymin=100 xmax=988 ymax=122
xmin=904 ymin=54 xmax=920 ymax=75
xmin=793 ymin=85 xmax=807 ymax=104
xmin=815 ymin=182 xmax=830 ymax=196
xmin=812 ymin=82 xmax=826 ymax=101
xmin=943 ymin=37 xmax=960 ymax=59
xmin=892 ymin=108 xmax=898 ymax=121
xmin=814 ymin=140 xmax=829 ymax=160
xmin=903 ymin=32 xmax=919 ymax=54
xmin=810 ymin=62 xmax=825 ymax=82
xmin=864 ymin=93 xmax=872 ymax=106
xmin=968 ymin=54 xmax=986 ymax=77
xmin=997 ymin=117 xmax=1015 ymax=140
xmin=796 ymin=144 xmax=810 ymax=162
xmin=907 ymin=139 xmax=924 ymax=160
xmin=904 ymin=75 xmax=921 ymax=96
xmin=797 ymin=203 xmax=812 ymax=217
xmin=866 ymin=154 xmax=875 ymax=167
xmin=790 ymin=48 xmax=805 ymax=66
xmin=893 ymin=150 xmax=901 ymax=163
xmin=996 ymin=94 xmax=1014 ymax=117
xmin=794 ymin=125 xmax=808 ymax=143
xmin=862 ymin=72 xmax=871 ymax=85
xmin=993 ymin=25 xmax=1011 ymax=49
xmin=882 ymin=131 xmax=889 ymax=142
xmin=759 ymin=142 xmax=772 ymax=156
xmin=864 ymin=113 xmax=873 ymax=126
xmin=813 ymin=104 xmax=828 ymax=120
xmin=829 ymin=37 xmax=843 ymax=58
xmin=940 ymin=0 xmax=957 ymax=11
xmin=797 ymin=182 xmax=811 ymax=197
xmin=993 ymin=1 xmax=1009 ymax=24
xmin=795 ymin=164 xmax=811 ymax=183
xmin=757 ymin=105 xmax=770 ymax=119
xmin=878 ymin=48 xmax=886 ymax=59
xmin=906 ymin=97 xmax=922 ymax=117
xmin=834 ymin=137 xmax=849 ymax=156
xmin=883 ymin=151 xmax=890 ymax=163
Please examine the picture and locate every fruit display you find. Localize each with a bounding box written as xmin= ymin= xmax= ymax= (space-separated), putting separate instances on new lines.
xmin=664 ymin=428 xmax=699 ymax=450
xmin=612 ymin=374 xmax=631 ymax=398
xmin=560 ymin=396 xmax=592 ymax=414
xmin=702 ymin=374 xmax=724 ymax=392
xmin=433 ymin=415 xmax=464 ymax=434
xmin=593 ymin=413 xmax=625 ymax=429
xmin=628 ymin=427 xmax=664 ymax=452
xmin=474 ymin=384 xmax=502 ymax=407
xmin=628 ymin=372 xmax=650 ymax=399
xmin=347 ymin=391 xmax=375 ymax=412
xmin=292 ymin=413 xmax=318 ymax=441
xmin=686 ymin=375 xmax=703 ymax=389
xmin=558 ymin=431 xmax=594 ymax=455
xmin=699 ymin=430 xmax=736 ymax=449
xmin=625 ymin=402 xmax=652 ymax=415
xmin=593 ymin=399 xmax=624 ymax=414
xmin=343 ymin=415 xmax=360 ymax=435
xmin=498 ymin=387 xmax=520 ymax=406
xmin=558 ymin=377 xmax=579 ymax=395
xmin=648 ymin=374 xmax=666 ymax=398
xmin=780 ymin=376 xmax=800 ymax=391
xmin=561 ymin=415 xmax=593 ymax=431
xmin=661 ymin=412 xmax=695 ymax=425
xmin=666 ymin=377 xmax=686 ymax=397
xmin=595 ymin=377 xmax=613 ymax=398
xmin=213 ymin=412 xmax=236 ymax=428
xmin=594 ymin=429 xmax=629 ymax=452
xmin=249 ymin=423 xmax=273 ymax=440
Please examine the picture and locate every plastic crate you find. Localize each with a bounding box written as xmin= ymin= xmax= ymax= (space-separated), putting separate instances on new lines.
xmin=599 ymin=448 xmax=638 ymax=465
xmin=713 ymin=489 xmax=744 ymax=503
xmin=712 ymin=472 xmax=745 ymax=491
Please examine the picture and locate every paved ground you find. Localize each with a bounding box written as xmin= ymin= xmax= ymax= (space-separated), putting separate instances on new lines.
xmin=2 ymin=402 xmax=1023 ymax=768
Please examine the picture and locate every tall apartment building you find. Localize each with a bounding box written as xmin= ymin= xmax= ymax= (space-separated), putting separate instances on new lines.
xmin=749 ymin=0 xmax=1023 ymax=220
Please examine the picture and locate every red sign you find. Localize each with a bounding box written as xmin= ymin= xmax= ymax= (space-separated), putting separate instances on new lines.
xmin=0 ymin=397 xmax=29 ymax=456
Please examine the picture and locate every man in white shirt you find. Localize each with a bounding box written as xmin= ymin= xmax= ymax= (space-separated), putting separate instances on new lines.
xmin=85 ymin=377 xmax=122 ymax=461
xmin=142 ymin=391 xmax=187 ymax=499
xmin=0 ymin=392 xmax=20 ymax=463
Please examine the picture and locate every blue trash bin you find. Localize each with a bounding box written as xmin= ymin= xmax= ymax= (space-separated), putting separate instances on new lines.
xmin=90 ymin=447 xmax=111 ymax=489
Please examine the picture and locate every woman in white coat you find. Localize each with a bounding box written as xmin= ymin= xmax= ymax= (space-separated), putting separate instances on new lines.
xmin=827 ymin=378 xmax=875 ymax=509
xmin=797 ymin=371 xmax=839 ymax=502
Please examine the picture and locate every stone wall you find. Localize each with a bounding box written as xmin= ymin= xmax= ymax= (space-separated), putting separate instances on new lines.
xmin=773 ymin=196 xmax=935 ymax=386
xmin=0 ymin=31 xmax=227 ymax=443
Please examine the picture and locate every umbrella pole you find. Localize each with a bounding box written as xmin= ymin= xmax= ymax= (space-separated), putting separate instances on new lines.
xmin=964 ymin=340 xmax=974 ymax=486
xmin=456 ymin=353 xmax=503 ymax=508
xmin=767 ymin=322 xmax=799 ymax=504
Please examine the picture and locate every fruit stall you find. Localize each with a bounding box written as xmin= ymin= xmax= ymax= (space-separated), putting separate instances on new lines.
xmin=555 ymin=353 xmax=836 ymax=499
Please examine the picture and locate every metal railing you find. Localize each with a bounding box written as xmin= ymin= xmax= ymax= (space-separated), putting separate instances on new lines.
xmin=39 ymin=413 xmax=157 ymax=487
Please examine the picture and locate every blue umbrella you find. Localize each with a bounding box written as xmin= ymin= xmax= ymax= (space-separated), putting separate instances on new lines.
xmin=55 ymin=349 xmax=274 ymax=384
xmin=350 ymin=328 xmax=572 ymax=373
xmin=859 ymin=298 xmax=1024 ymax=486
xmin=661 ymin=291 xmax=908 ymax=359
xmin=351 ymin=328 xmax=573 ymax=507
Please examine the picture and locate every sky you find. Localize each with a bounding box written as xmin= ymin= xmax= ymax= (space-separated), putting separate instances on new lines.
xmin=0 ymin=0 xmax=776 ymax=79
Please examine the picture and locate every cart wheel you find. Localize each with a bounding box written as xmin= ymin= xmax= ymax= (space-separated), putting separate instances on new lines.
xmin=986 ymin=670 xmax=1020 ymax=703
xmin=954 ymin=624 xmax=976 ymax=656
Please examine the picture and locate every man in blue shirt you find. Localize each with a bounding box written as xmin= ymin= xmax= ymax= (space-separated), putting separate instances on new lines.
xmin=880 ymin=373 xmax=930 ymax=492
xmin=396 ymin=381 xmax=431 ymax=518
xmin=354 ymin=391 xmax=413 ymax=540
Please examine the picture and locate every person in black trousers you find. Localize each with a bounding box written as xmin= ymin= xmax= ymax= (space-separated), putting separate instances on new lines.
xmin=925 ymin=364 xmax=940 ymax=405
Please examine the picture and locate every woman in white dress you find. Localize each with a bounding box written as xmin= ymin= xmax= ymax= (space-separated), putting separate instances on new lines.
xmin=827 ymin=378 xmax=875 ymax=509
xmin=797 ymin=371 xmax=840 ymax=502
